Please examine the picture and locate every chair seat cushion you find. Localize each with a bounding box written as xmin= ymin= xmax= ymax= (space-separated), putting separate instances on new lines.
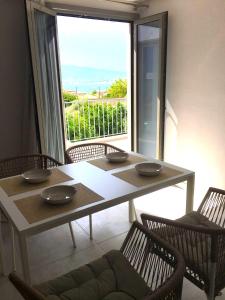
xmin=177 ymin=211 xmax=221 ymax=229
xmin=35 ymin=250 xmax=150 ymax=300
xmin=155 ymin=211 xmax=221 ymax=241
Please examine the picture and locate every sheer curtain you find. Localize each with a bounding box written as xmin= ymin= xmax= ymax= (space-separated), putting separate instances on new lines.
xmin=26 ymin=2 xmax=65 ymax=162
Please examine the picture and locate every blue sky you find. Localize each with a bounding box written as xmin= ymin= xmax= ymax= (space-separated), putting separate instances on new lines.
xmin=57 ymin=16 xmax=130 ymax=72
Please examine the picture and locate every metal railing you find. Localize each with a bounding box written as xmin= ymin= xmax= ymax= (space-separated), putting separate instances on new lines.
xmin=64 ymin=98 xmax=127 ymax=142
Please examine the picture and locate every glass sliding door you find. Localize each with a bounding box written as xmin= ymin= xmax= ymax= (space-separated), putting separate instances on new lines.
xmin=134 ymin=12 xmax=167 ymax=159
xmin=26 ymin=1 xmax=65 ymax=162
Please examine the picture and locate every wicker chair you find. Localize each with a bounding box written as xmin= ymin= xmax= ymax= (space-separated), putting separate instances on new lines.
xmin=0 ymin=154 xmax=62 ymax=179
xmin=0 ymin=154 xmax=76 ymax=252
xmin=65 ymin=142 xmax=124 ymax=164
xmin=141 ymin=187 xmax=225 ymax=300
xmin=65 ymin=142 xmax=124 ymax=239
xmin=9 ymin=221 xmax=185 ymax=300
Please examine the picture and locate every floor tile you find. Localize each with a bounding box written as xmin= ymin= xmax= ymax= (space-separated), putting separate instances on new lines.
xmin=0 ymin=276 xmax=23 ymax=300
xmin=30 ymin=243 xmax=103 ymax=285
xmin=97 ymin=232 xmax=127 ymax=253
xmin=76 ymin=202 xmax=131 ymax=242
xmin=27 ymin=221 xmax=93 ymax=268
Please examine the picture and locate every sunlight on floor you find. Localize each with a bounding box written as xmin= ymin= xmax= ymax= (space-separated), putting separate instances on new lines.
xmin=135 ymin=185 xmax=186 ymax=220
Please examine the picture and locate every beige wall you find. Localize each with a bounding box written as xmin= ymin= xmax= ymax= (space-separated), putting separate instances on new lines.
xmin=139 ymin=0 xmax=225 ymax=207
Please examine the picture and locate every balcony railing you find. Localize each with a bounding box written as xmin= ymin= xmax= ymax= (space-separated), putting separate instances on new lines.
xmin=64 ymin=98 xmax=128 ymax=142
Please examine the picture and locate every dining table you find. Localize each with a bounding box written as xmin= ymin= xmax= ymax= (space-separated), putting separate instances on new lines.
xmin=0 ymin=152 xmax=195 ymax=283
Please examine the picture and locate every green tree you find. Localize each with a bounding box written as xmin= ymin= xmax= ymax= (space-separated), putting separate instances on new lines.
xmin=91 ymin=89 xmax=97 ymax=96
xmin=63 ymin=91 xmax=78 ymax=102
xmin=105 ymin=79 xmax=127 ymax=98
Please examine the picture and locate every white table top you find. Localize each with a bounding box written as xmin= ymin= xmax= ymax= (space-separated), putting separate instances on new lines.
xmin=0 ymin=153 xmax=194 ymax=236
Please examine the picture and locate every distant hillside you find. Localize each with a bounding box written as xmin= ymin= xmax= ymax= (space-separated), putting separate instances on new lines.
xmin=61 ymin=65 xmax=127 ymax=93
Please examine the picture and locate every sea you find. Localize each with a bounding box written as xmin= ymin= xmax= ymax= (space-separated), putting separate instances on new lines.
xmin=60 ymin=65 xmax=127 ymax=93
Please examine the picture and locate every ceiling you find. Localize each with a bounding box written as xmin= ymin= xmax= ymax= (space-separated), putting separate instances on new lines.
xmin=45 ymin=0 xmax=149 ymax=13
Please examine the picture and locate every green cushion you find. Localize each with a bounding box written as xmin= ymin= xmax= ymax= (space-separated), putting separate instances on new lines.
xmin=35 ymin=250 xmax=150 ymax=300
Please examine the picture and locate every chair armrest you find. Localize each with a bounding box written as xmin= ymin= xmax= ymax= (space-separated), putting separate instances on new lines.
xmin=9 ymin=272 xmax=46 ymax=300
xmin=141 ymin=213 xmax=224 ymax=234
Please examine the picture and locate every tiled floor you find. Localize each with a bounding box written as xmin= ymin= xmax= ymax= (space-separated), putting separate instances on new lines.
xmin=0 ymin=186 xmax=224 ymax=299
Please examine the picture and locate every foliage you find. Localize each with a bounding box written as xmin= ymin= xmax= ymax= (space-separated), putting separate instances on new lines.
xmin=105 ymin=79 xmax=127 ymax=98
xmin=65 ymin=101 xmax=127 ymax=141
xmin=63 ymin=91 xmax=78 ymax=102
xmin=91 ymin=90 xmax=97 ymax=95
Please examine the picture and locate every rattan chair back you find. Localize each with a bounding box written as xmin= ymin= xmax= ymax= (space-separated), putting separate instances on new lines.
xmin=0 ymin=154 xmax=62 ymax=179
xmin=65 ymin=142 xmax=124 ymax=164
xmin=198 ymin=187 xmax=225 ymax=226
xmin=121 ymin=221 xmax=185 ymax=299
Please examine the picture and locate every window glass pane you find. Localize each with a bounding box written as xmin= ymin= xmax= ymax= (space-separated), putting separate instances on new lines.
xmin=137 ymin=20 xmax=161 ymax=158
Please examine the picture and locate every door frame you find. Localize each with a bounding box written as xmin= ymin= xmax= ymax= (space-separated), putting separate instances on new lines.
xmin=56 ymin=13 xmax=133 ymax=149
xmin=132 ymin=12 xmax=168 ymax=160
xmin=26 ymin=3 xmax=167 ymax=157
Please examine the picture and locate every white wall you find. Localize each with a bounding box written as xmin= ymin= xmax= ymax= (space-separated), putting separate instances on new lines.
xmin=139 ymin=0 xmax=225 ymax=207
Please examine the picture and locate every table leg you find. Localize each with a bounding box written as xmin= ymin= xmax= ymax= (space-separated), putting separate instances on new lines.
xmin=68 ymin=222 xmax=76 ymax=248
xmin=89 ymin=215 xmax=93 ymax=240
xmin=0 ymin=218 xmax=16 ymax=275
xmin=129 ymin=200 xmax=137 ymax=223
xmin=186 ymin=174 xmax=195 ymax=213
xmin=18 ymin=234 xmax=31 ymax=284
xmin=10 ymin=224 xmax=16 ymax=271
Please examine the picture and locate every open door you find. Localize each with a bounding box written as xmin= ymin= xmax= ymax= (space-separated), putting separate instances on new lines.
xmin=133 ymin=12 xmax=167 ymax=160
xmin=26 ymin=1 xmax=65 ymax=162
